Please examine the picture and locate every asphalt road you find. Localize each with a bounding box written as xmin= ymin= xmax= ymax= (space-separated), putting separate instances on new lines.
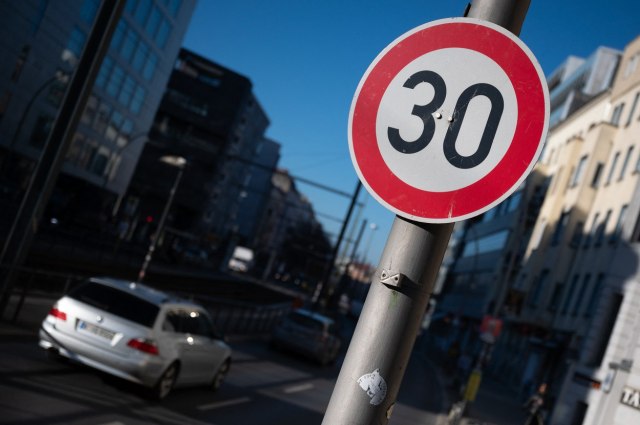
xmin=0 ymin=312 xmax=446 ymax=425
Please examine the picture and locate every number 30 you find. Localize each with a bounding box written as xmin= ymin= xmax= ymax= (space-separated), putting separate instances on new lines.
xmin=387 ymin=70 xmax=504 ymax=170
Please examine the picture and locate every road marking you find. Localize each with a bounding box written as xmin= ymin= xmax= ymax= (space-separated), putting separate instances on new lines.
xmin=197 ymin=396 xmax=252 ymax=411
xmin=284 ymin=383 xmax=315 ymax=394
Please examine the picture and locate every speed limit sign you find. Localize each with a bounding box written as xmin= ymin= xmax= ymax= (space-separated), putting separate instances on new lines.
xmin=349 ymin=18 xmax=549 ymax=223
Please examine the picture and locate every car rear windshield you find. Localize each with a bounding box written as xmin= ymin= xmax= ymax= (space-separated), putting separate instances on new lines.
xmin=288 ymin=312 xmax=325 ymax=331
xmin=68 ymin=282 xmax=160 ymax=327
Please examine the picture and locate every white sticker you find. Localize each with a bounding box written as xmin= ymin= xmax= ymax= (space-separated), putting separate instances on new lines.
xmin=357 ymin=369 xmax=388 ymax=405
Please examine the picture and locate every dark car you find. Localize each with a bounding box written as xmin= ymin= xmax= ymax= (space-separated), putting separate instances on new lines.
xmin=271 ymin=309 xmax=341 ymax=365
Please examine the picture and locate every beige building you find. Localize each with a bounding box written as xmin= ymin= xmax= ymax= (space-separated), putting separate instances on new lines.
xmin=493 ymin=35 xmax=640 ymax=425
xmin=549 ymin=35 xmax=640 ymax=425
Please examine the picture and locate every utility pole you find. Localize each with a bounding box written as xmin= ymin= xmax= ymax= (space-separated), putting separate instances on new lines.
xmin=0 ymin=0 xmax=125 ymax=318
xmin=314 ymin=181 xmax=362 ymax=306
xmin=321 ymin=1 xmax=532 ymax=423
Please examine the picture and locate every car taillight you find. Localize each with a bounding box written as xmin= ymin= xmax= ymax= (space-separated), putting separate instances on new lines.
xmin=127 ymin=338 xmax=159 ymax=355
xmin=48 ymin=307 xmax=67 ymax=321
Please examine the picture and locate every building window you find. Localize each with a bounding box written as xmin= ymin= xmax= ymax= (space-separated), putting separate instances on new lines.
xmin=460 ymin=230 xmax=509 ymax=257
xmin=65 ymin=27 xmax=87 ymax=59
xmin=106 ymin=65 xmax=124 ymax=98
xmin=156 ymin=18 xmax=171 ymax=48
xmin=606 ymin=152 xmax=620 ymax=185
xmin=585 ymin=274 xmax=605 ymax=317
xmin=96 ymin=56 xmax=114 ymax=89
xmin=80 ymin=0 xmax=100 ymax=24
xmin=506 ymin=190 xmax=522 ymax=213
xmin=561 ymin=274 xmax=579 ymax=314
xmin=93 ymin=101 xmax=111 ymax=134
xmin=551 ymin=210 xmax=571 ymax=246
xmin=584 ymin=212 xmax=600 ymax=248
xmin=627 ymin=92 xmax=640 ymax=126
xmin=134 ymin=0 xmax=152 ymax=26
xmin=624 ymin=54 xmax=640 ymax=79
xmin=529 ymin=270 xmax=549 ymax=308
xmin=548 ymin=283 xmax=564 ymax=312
xmin=591 ymin=162 xmax=604 ymax=187
xmin=167 ymin=0 xmax=182 ymax=17
xmin=569 ymin=155 xmax=588 ymax=187
xmin=121 ymin=27 xmax=139 ymax=62
xmin=142 ymin=52 xmax=158 ymax=80
xmin=132 ymin=41 xmax=150 ymax=72
xmin=595 ymin=210 xmax=611 ymax=245
xmin=619 ymin=146 xmax=634 ymax=180
xmin=81 ymin=95 xmax=98 ymax=125
xmin=29 ymin=114 xmax=54 ymax=148
xmin=89 ymin=147 xmax=110 ymax=176
xmin=111 ymin=21 xmax=127 ymax=52
xmin=571 ymin=274 xmax=591 ymax=316
xmin=611 ymin=103 xmax=625 ymax=126
xmin=66 ymin=133 xmax=85 ymax=164
xmin=570 ymin=221 xmax=584 ymax=248
xmin=611 ymin=204 xmax=628 ymax=243
xmin=11 ymin=45 xmax=30 ymax=82
xmin=145 ymin=6 xmax=162 ymax=38
xmin=118 ymin=75 xmax=136 ymax=107
xmin=130 ymin=85 xmax=146 ymax=114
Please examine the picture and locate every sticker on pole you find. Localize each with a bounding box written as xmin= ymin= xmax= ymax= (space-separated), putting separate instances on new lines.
xmin=348 ymin=17 xmax=549 ymax=223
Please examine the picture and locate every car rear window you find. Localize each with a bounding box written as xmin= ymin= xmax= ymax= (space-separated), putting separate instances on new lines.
xmin=288 ymin=312 xmax=325 ymax=331
xmin=68 ymin=282 xmax=160 ymax=327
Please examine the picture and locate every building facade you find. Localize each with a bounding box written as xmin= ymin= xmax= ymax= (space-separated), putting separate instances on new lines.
xmin=545 ymin=35 xmax=640 ymax=425
xmin=125 ymin=49 xmax=276 ymax=265
xmin=0 ymin=0 xmax=196 ymax=235
xmin=478 ymin=36 xmax=640 ymax=425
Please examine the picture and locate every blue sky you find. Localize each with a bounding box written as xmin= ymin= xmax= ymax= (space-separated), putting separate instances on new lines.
xmin=183 ymin=0 xmax=640 ymax=266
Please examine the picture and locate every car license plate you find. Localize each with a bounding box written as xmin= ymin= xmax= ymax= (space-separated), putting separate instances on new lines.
xmin=77 ymin=320 xmax=115 ymax=340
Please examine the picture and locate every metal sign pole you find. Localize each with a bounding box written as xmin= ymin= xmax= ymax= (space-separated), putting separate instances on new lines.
xmin=321 ymin=1 xmax=531 ymax=423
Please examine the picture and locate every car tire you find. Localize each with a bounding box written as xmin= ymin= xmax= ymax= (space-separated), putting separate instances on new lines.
xmin=153 ymin=362 xmax=179 ymax=400
xmin=211 ymin=359 xmax=230 ymax=392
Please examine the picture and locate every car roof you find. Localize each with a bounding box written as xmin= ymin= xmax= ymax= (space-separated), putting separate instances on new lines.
xmin=88 ymin=276 xmax=199 ymax=308
xmin=291 ymin=308 xmax=335 ymax=325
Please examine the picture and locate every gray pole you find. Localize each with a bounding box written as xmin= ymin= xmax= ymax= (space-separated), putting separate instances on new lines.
xmin=321 ymin=1 xmax=530 ymax=423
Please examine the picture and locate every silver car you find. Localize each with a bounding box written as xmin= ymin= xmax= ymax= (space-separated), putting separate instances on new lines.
xmin=39 ymin=277 xmax=232 ymax=399
xmin=271 ymin=308 xmax=341 ymax=365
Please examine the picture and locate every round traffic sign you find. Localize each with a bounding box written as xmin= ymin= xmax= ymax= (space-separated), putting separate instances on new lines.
xmin=349 ymin=18 xmax=549 ymax=223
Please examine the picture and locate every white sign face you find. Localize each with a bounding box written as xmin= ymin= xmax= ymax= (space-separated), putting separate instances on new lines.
xmin=349 ymin=18 xmax=549 ymax=223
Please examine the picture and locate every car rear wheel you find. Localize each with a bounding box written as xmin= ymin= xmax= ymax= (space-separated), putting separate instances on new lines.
xmin=153 ymin=362 xmax=178 ymax=400
xmin=211 ymin=359 xmax=230 ymax=392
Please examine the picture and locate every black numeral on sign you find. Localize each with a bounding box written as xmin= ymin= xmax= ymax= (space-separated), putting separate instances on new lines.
xmin=388 ymin=71 xmax=504 ymax=169
xmin=387 ymin=71 xmax=446 ymax=154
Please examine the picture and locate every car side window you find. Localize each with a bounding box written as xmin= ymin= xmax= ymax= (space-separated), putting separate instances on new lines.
xmin=162 ymin=310 xmax=182 ymax=333
xmin=181 ymin=311 xmax=215 ymax=337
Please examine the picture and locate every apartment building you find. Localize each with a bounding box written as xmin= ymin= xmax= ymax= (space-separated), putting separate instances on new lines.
xmin=547 ymin=35 xmax=640 ymax=425
xmin=432 ymin=44 xmax=620 ymax=362
xmin=481 ymin=35 xmax=640 ymax=425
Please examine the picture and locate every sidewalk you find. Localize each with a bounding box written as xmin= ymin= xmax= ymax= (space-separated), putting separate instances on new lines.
xmin=423 ymin=338 xmax=526 ymax=425
xmin=460 ymin=373 xmax=528 ymax=425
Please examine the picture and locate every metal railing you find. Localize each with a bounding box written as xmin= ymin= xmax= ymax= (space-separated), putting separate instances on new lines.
xmin=1 ymin=265 xmax=293 ymax=337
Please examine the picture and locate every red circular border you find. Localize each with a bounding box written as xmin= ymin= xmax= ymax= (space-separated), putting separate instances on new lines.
xmin=351 ymin=21 xmax=547 ymax=220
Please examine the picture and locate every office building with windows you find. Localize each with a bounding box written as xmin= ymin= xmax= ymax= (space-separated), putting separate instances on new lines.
xmin=124 ymin=49 xmax=275 ymax=266
xmin=0 ymin=0 xmax=195 ymax=235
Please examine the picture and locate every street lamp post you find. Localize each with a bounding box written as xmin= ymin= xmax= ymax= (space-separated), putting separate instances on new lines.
xmin=137 ymin=155 xmax=187 ymax=282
